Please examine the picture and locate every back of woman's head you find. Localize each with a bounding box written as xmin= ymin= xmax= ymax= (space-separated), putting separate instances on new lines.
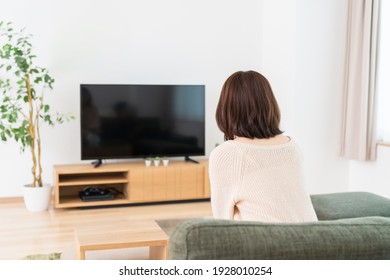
xmin=216 ymin=70 xmax=282 ymax=141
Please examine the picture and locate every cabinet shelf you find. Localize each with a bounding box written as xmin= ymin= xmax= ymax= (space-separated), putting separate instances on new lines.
xmin=58 ymin=176 xmax=128 ymax=186
xmin=56 ymin=196 xmax=129 ymax=208
xmin=58 ymin=171 xmax=128 ymax=186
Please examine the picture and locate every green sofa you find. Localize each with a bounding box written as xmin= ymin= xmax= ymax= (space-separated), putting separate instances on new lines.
xmin=168 ymin=192 xmax=390 ymax=259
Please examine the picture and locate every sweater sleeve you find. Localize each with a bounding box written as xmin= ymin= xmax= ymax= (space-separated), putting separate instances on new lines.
xmin=209 ymin=144 xmax=237 ymax=219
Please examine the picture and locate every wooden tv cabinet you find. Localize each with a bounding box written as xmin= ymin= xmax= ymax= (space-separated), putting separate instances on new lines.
xmin=53 ymin=159 xmax=210 ymax=208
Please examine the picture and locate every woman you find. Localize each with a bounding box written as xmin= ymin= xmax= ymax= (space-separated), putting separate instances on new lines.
xmin=209 ymin=70 xmax=318 ymax=223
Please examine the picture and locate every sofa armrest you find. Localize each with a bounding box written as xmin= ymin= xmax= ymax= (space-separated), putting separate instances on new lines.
xmin=168 ymin=217 xmax=390 ymax=260
xmin=310 ymin=192 xmax=390 ymax=220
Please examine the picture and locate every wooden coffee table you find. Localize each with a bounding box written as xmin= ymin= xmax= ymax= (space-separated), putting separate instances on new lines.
xmin=74 ymin=220 xmax=169 ymax=260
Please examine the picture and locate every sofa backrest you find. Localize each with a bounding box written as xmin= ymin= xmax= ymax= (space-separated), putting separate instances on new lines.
xmin=168 ymin=217 xmax=390 ymax=260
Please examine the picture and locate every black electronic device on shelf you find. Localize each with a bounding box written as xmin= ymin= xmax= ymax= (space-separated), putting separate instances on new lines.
xmin=79 ymin=187 xmax=115 ymax=202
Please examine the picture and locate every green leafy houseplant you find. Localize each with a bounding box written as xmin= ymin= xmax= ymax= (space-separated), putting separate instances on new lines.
xmin=0 ymin=21 xmax=73 ymax=188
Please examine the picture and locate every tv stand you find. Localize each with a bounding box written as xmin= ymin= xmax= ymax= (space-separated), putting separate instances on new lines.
xmin=185 ymin=156 xmax=199 ymax=164
xmin=92 ymin=159 xmax=103 ymax=168
xmin=53 ymin=160 xmax=210 ymax=208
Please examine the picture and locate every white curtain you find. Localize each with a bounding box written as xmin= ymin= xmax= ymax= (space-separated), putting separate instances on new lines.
xmin=340 ymin=0 xmax=380 ymax=161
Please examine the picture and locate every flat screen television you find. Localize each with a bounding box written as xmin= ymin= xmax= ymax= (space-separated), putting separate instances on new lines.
xmin=80 ymin=84 xmax=205 ymax=162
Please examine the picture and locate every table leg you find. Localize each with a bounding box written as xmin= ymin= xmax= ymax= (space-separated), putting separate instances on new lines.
xmin=79 ymin=249 xmax=86 ymax=260
xmin=149 ymin=245 xmax=168 ymax=260
xmin=75 ymin=246 xmax=86 ymax=260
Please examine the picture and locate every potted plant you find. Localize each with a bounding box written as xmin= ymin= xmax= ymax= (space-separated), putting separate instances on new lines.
xmin=153 ymin=156 xmax=160 ymax=167
xmin=162 ymin=156 xmax=169 ymax=167
xmin=0 ymin=22 xmax=73 ymax=212
xmin=144 ymin=157 xmax=152 ymax=167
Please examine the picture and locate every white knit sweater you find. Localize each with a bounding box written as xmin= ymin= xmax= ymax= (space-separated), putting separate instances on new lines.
xmin=209 ymin=139 xmax=318 ymax=223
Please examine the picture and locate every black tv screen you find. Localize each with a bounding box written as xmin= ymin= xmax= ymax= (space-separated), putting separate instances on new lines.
xmin=80 ymin=84 xmax=205 ymax=160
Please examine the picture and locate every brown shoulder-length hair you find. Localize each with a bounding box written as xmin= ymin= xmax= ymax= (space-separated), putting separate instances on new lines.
xmin=216 ymin=70 xmax=283 ymax=141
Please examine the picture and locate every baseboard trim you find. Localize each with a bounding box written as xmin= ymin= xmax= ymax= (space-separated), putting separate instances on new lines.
xmin=0 ymin=196 xmax=24 ymax=203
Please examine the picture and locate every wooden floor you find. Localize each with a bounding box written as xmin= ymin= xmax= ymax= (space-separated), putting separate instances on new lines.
xmin=0 ymin=197 xmax=212 ymax=260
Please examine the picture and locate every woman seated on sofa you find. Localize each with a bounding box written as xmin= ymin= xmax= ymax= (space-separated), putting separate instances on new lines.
xmin=209 ymin=70 xmax=318 ymax=223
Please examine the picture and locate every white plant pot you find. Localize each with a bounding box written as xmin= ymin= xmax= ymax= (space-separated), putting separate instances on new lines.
xmin=145 ymin=160 xmax=152 ymax=167
xmin=154 ymin=160 xmax=160 ymax=167
xmin=163 ymin=159 xmax=169 ymax=166
xmin=22 ymin=184 xmax=53 ymax=212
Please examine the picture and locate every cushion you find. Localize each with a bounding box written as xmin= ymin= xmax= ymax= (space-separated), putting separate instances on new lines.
xmin=311 ymin=192 xmax=390 ymax=220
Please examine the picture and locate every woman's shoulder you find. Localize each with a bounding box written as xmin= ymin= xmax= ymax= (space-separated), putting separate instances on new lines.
xmin=209 ymin=141 xmax=239 ymax=162
xmin=212 ymin=140 xmax=236 ymax=151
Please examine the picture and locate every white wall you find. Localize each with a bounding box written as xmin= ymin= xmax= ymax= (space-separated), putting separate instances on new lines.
xmin=0 ymin=0 xmax=352 ymax=198
xmin=295 ymin=0 xmax=350 ymax=194
xmin=349 ymin=146 xmax=390 ymax=198
xmin=260 ymin=0 xmax=350 ymax=194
